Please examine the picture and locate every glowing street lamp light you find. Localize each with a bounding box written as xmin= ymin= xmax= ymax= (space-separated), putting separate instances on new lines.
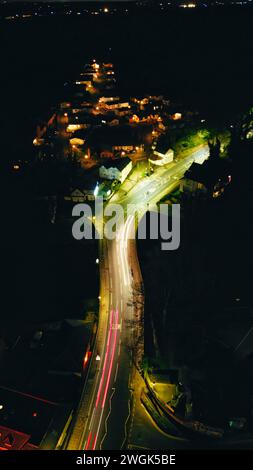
xmin=94 ymin=183 xmax=99 ymax=197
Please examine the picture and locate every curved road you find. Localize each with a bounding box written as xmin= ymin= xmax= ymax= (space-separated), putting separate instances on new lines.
xmin=66 ymin=146 xmax=209 ymax=450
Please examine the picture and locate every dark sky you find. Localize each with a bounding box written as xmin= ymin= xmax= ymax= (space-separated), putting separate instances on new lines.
xmin=3 ymin=0 xmax=137 ymax=2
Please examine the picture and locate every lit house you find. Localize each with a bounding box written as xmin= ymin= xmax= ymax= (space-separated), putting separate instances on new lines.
xmin=99 ymin=96 xmax=120 ymax=103
xmin=86 ymin=125 xmax=146 ymax=158
xmin=150 ymin=138 xmax=174 ymax=166
xmin=99 ymin=158 xmax=132 ymax=183
xmin=100 ymin=100 xmax=130 ymax=111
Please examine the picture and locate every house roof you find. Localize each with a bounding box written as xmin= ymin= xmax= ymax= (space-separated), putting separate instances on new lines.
xmin=88 ymin=125 xmax=143 ymax=148
xmin=101 ymin=157 xmax=132 ymax=171
xmin=155 ymin=134 xmax=171 ymax=154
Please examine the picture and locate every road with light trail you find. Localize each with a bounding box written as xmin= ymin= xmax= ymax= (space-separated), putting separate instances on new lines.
xmin=66 ymin=145 xmax=209 ymax=450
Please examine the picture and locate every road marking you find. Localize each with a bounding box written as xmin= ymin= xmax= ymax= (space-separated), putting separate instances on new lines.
xmin=100 ymin=388 xmax=116 ymax=450
xmin=102 ymin=309 xmax=119 ymax=408
xmin=95 ymin=311 xmax=113 ymax=408
xmin=121 ymin=385 xmax=132 ymax=450
xmin=114 ymin=363 xmax=119 ymax=383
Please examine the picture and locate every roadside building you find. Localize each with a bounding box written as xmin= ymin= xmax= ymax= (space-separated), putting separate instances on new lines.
xmin=150 ymin=138 xmax=174 ymax=166
xmin=87 ymin=125 xmax=147 ymax=158
xmin=0 ymin=388 xmax=72 ymax=450
xmin=99 ymin=157 xmax=132 ymax=183
xmin=64 ymin=170 xmax=98 ymax=202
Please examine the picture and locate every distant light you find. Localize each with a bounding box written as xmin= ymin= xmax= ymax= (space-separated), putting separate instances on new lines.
xmin=104 ymin=7 xmax=109 ymax=13
xmin=84 ymin=154 xmax=89 ymax=160
xmin=13 ymin=164 xmax=20 ymax=171
xmin=32 ymin=412 xmax=37 ymax=418
xmin=0 ymin=405 xmax=3 ymax=410
xmin=121 ymin=151 xmax=126 ymax=156
xmin=96 ymin=258 xmax=99 ymax=264
xmin=96 ymin=354 xmax=101 ymax=361
xmin=64 ymin=112 xmax=68 ymax=117
xmin=83 ymin=352 xmax=89 ymax=366
xmin=172 ymin=112 xmax=182 ymax=121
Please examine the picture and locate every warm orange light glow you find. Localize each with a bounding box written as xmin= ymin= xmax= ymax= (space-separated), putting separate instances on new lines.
xmin=171 ymin=112 xmax=182 ymax=120
xmin=13 ymin=164 xmax=20 ymax=171
xmin=130 ymin=114 xmax=140 ymax=123
xmin=84 ymin=352 xmax=89 ymax=365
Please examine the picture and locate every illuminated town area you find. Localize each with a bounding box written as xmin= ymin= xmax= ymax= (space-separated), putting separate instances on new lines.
xmin=1 ymin=0 xmax=253 ymax=458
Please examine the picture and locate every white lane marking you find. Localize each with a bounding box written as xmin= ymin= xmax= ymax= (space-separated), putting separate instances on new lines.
xmin=120 ymin=384 xmax=132 ymax=450
xmin=99 ymin=388 xmax=116 ymax=450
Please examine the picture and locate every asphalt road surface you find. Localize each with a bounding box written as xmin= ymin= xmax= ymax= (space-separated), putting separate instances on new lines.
xmin=67 ymin=146 xmax=209 ymax=450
